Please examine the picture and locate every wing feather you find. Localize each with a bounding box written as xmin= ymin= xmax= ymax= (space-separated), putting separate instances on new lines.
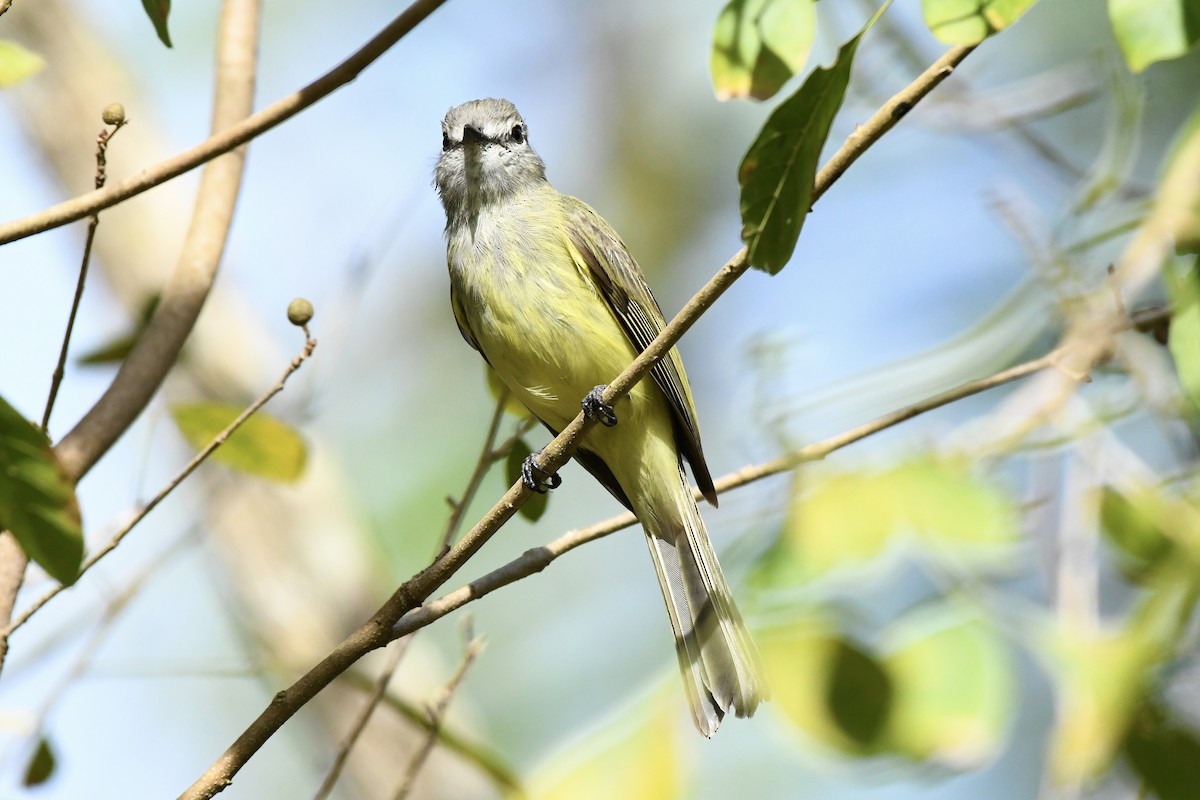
xmin=561 ymin=197 xmax=717 ymax=506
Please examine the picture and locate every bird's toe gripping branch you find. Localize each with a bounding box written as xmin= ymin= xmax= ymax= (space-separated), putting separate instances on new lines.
xmin=521 ymin=450 xmax=562 ymax=494
xmin=582 ymin=385 xmax=618 ymax=427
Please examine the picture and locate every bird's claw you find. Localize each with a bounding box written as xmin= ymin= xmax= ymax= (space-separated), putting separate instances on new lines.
xmin=521 ymin=451 xmax=561 ymax=494
xmin=583 ymin=385 xmax=618 ymax=427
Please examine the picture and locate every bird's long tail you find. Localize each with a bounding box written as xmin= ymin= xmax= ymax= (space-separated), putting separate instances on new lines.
xmin=641 ymin=465 xmax=768 ymax=737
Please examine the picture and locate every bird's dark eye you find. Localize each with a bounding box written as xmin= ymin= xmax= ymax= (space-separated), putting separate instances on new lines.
xmin=441 ymin=132 xmax=451 ymax=151
xmin=511 ymin=124 xmax=525 ymax=144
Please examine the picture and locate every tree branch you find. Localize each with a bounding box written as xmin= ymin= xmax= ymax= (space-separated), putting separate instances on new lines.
xmin=178 ymin=41 xmax=975 ymax=799
xmin=0 ymin=0 xmax=263 ymax=675
xmin=0 ymin=0 xmax=449 ymax=246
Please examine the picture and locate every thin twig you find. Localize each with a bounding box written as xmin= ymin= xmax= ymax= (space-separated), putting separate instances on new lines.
xmin=3 ymin=332 xmax=318 ymax=638
xmin=178 ymin=43 xmax=976 ymax=800
xmin=391 ymin=628 xmax=484 ymax=800
xmin=439 ymin=391 xmax=510 ymax=552
xmin=42 ymin=117 xmax=128 ymax=432
xmin=0 ymin=0 xmax=450 ymax=245
xmin=311 ymin=636 xmax=414 ymax=800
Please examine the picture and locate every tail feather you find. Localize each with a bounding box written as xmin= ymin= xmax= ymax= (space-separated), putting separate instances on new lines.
xmin=641 ymin=467 xmax=768 ymax=737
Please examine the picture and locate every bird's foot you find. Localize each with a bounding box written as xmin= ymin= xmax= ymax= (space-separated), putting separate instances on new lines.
xmin=521 ymin=450 xmax=562 ymax=494
xmin=582 ymin=385 xmax=618 ymax=427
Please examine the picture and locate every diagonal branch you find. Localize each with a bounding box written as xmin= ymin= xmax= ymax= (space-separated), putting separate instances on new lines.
xmin=178 ymin=42 xmax=976 ymax=800
xmin=391 ymin=305 xmax=1176 ymax=639
xmin=0 ymin=0 xmax=450 ymax=246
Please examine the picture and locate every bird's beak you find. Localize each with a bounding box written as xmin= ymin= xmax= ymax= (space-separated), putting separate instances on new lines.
xmin=462 ymin=124 xmax=486 ymax=146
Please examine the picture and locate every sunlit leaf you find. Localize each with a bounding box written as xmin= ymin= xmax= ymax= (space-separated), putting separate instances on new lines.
xmin=1109 ymin=0 xmax=1200 ymax=73
xmin=755 ymin=458 xmax=1018 ymax=586
xmin=921 ymin=0 xmax=1040 ymax=44
xmin=171 ymin=402 xmax=307 ymax=483
xmin=506 ymin=438 xmax=549 ymax=522
xmin=141 ymin=0 xmax=173 ymax=48
xmin=1166 ymin=258 xmax=1200 ymax=414
xmin=526 ymin=689 xmax=681 ymax=800
xmin=1123 ymin=701 xmax=1200 ymax=800
xmin=22 ymin=736 xmax=55 ymax=787
xmin=0 ymin=396 xmax=83 ymax=586
xmin=760 ymin=617 xmax=890 ymax=753
xmin=738 ymin=2 xmax=890 ymax=273
xmin=881 ymin=603 xmax=1013 ymax=768
xmin=0 ymin=40 xmax=46 ymax=88
xmin=711 ymin=0 xmax=816 ymax=101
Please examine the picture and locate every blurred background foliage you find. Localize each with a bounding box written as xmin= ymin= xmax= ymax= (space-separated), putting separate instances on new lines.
xmin=0 ymin=0 xmax=1199 ymax=798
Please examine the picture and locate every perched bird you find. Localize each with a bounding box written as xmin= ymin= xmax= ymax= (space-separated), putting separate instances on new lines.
xmin=434 ymin=98 xmax=767 ymax=736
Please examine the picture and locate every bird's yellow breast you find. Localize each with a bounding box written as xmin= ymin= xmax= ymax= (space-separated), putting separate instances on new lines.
xmin=447 ymin=190 xmax=646 ymax=433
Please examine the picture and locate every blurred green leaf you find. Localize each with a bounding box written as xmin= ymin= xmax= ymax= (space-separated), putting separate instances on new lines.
xmin=141 ymin=0 xmax=173 ymax=47
xmin=171 ymin=402 xmax=307 ymax=483
xmin=526 ymin=689 xmax=681 ymax=800
xmin=1099 ymin=486 xmax=1177 ymax=581
xmin=760 ymin=617 xmax=889 ymax=753
xmin=0 ymin=396 xmax=83 ymax=586
xmin=1124 ymin=701 xmax=1200 ymax=800
xmin=506 ymin=439 xmax=549 ymax=522
xmin=22 ymin=736 xmax=55 ymax=787
xmin=1166 ymin=258 xmax=1200 ymax=414
xmin=711 ymin=0 xmax=816 ymax=101
xmin=0 ymin=40 xmax=46 ymax=88
xmin=921 ymin=0 xmax=1040 ymax=44
xmin=738 ymin=2 xmax=890 ymax=274
xmin=1036 ymin=576 xmax=1199 ymax=787
xmin=77 ymin=294 xmax=160 ymax=366
xmin=756 ymin=458 xmax=1017 ymax=586
xmin=1109 ymin=0 xmax=1200 ymax=73
xmin=827 ymin=639 xmax=892 ymax=747
xmin=881 ymin=604 xmax=1013 ymax=767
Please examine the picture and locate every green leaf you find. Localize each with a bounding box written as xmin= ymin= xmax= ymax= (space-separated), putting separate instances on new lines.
xmin=711 ymin=0 xmax=817 ymax=101
xmin=77 ymin=294 xmax=160 ymax=366
xmin=738 ymin=2 xmax=889 ymax=273
xmin=141 ymin=0 xmax=173 ymax=48
xmin=881 ymin=603 xmax=1013 ymax=767
xmin=1038 ymin=591 xmax=1184 ymax=786
xmin=921 ymin=0 xmax=1040 ymax=44
xmin=171 ymin=402 xmax=307 ymax=483
xmin=0 ymin=396 xmax=83 ymax=586
xmin=1166 ymin=257 xmax=1200 ymax=414
xmin=755 ymin=458 xmax=1018 ymax=586
xmin=506 ymin=439 xmax=548 ymax=523
xmin=1099 ymin=487 xmax=1177 ymax=581
xmin=826 ymin=638 xmax=892 ymax=747
xmin=22 ymin=736 xmax=56 ymax=787
xmin=759 ymin=617 xmax=891 ymax=753
xmin=1124 ymin=702 xmax=1200 ymax=800
xmin=1109 ymin=0 xmax=1200 ymax=73
xmin=0 ymin=40 xmax=47 ymax=88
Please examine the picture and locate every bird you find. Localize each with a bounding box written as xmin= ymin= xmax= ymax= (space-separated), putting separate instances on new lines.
xmin=433 ymin=97 xmax=767 ymax=736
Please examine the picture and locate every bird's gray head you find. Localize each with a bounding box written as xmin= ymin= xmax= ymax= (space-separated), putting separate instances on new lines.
xmin=434 ymin=98 xmax=547 ymax=225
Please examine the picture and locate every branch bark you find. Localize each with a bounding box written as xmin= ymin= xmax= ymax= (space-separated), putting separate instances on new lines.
xmin=0 ymin=0 xmax=449 ymax=246
xmin=179 ymin=42 xmax=976 ymax=800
